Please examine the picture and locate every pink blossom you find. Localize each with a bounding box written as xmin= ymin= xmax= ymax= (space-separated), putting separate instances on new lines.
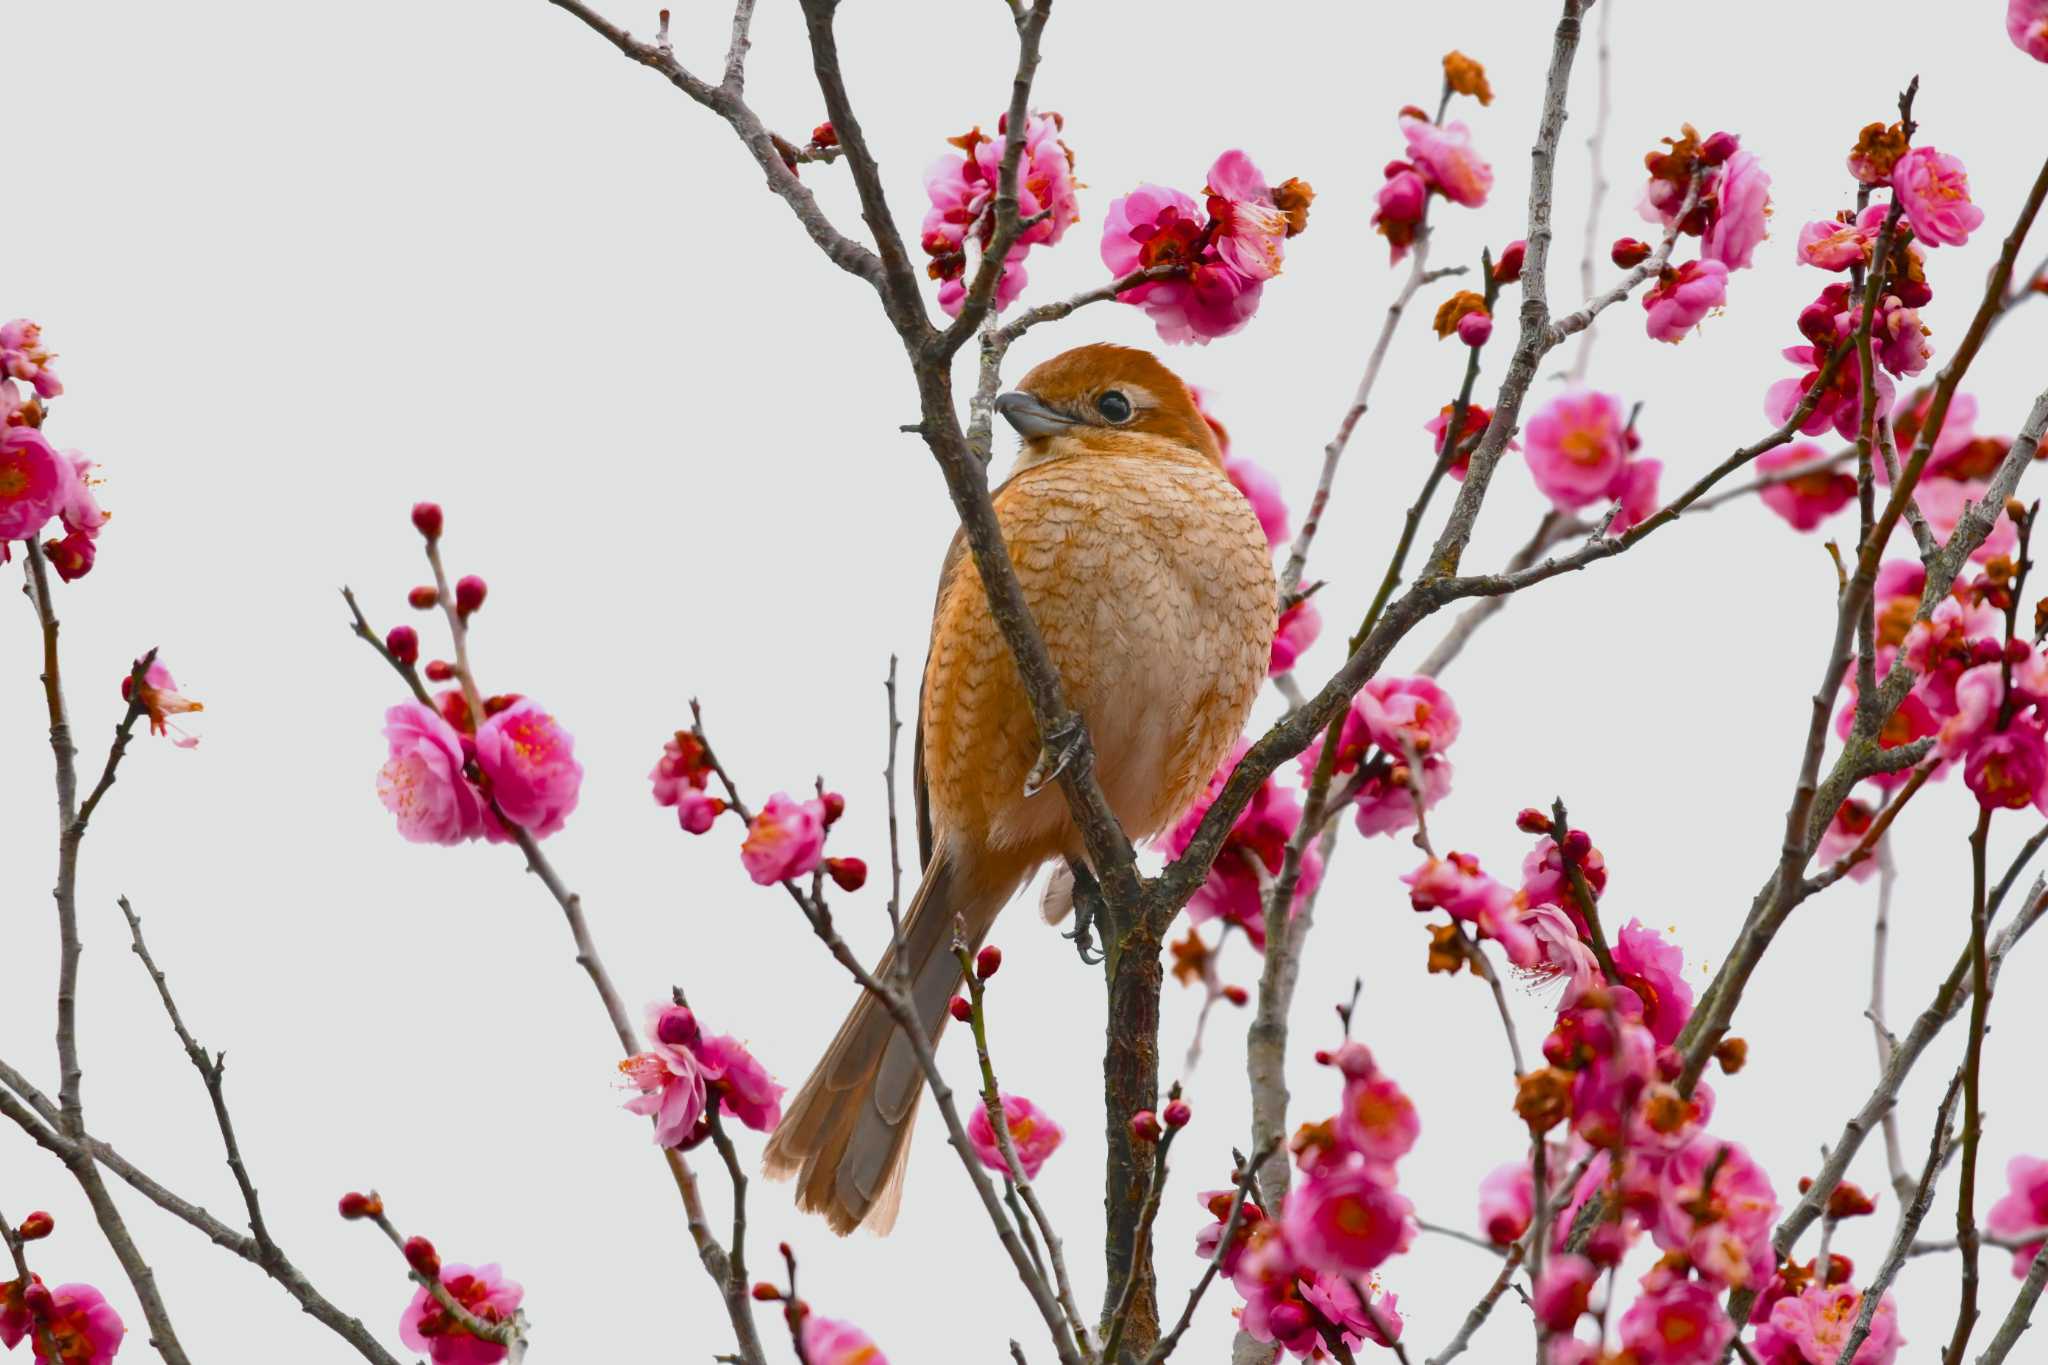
xmin=800 ymin=1315 xmax=890 ymax=1365
xmin=1564 ymin=1012 xmax=1658 ymax=1149
xmin=1815 ymin=797 xmax=1881 ymax=882
xmin=1525 ymin=390 xmax=1629 ymax=510
xmin=1892 ymin=146 xmax=1983 ymax=248
xmin=1351 ymin=754 xmax=1452 ymax=839
xmin=1612 ymin=919 xmax=1694 ymax=1048
xmin=1758 ymin=443 xmax=1855 ymax=531
xmin=1964 ymin=724 xmax=2048 ymax=814
xmin=1282 ymin=1163 xmax=1414 ymax=1276
xmin=1478 ymin=1161 xmax=1533 ymax=1246
xmin=1226 ymin=457 xmax=1290 ymax=546
xmin=1404 ymin=852 xmax=1531 ymax=961
xmin=1299 ymin=1276 xmax=1402 ymax=1353
xmin=1915 ymin=476 xmax=2018 ymax=566
xmin=1644 ymin=260 xmax=1728 ymax=342
xmin=921 ymin=115 xmax=1078 ymax=316
xmin=1426 ymin=401 xmax=1501 ymax=481
xmin=1354 ymin=675 xmax=1460 ymax=756
xmin=1206 ymin=150 xmax=1290 ymax=283
xmin=740 ymin=793 xmax=828 ymax=885
xmin=1336 ymin=1070 xmax=1420 ymax=1164
xmin=1618 ymin=1278 xmax=1732 ymax=1365
xmin=696 ymin=1032 xmax=784 ymax=1132
xmin=1506 ymin=904 xmax=1601 ymax=1002
xmin=0 ymin=424 xmax=67 ymax=541
xmin=1756 ymin=1283 xmax=1901 ymax=1365
xmin=966 ymin=1092 xmax=1065 ymax=1179
xmin=1160 ymin=741 xmax=1321 ymax=948
xmin=1520 ymin=832 xmax=1607 ymax=919
xmin=1657 ymin=1138 xmax=1778 ymax=1289
xmin=1100 ymin=184 xmax=1263 ymax=344
xmin=0 ymin=1277 xmax=126 ymax=1361
xmin=1607 ymin=459 xmax=1663 ymax=535
xmin=1797 ymin=209 xmax=1883 ymax=272
xmin=1402 ymin=116 xmax=1492 ymax=208
xmin=620 ymin=1004 xmax=710 ymax=1148
xmin=1987 ymin=1154 xmax=2048 ymax=1276
xmin=1534 ymin=1254 xmax=1598 ymax=1332
xmin=1194 ymin=1188 xmax=1266 ymax=1275
xmin=0 ymin=320 xmax=62 ymax=399
xmin=2013 ymin=0 xmax=2048 ymax=60
xmin=1765 ymin=344 xmax=1893 ymax=443
xmin=1701 ymin=150 xmax=1772 ymax=270
xmin=474 ymin=700 xmax=582 ymax=839
xmin=1269 ymin=597 xmax=1321 ymax=675
xmin=377 ymin=701 xmax=487 ymax=844
xmin=399 ymin=1262 xmax=523 ymax=1365
xmin=1372 ymin=165 xmax=1429 ymax=264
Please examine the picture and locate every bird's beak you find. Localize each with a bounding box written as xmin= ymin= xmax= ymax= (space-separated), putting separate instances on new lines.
xmin=995 ymin=391 xmax=1076 ymax=440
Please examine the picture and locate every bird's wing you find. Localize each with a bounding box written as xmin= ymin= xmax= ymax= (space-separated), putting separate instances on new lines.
xmin=916 ymin=522 xmax=970 ymax=873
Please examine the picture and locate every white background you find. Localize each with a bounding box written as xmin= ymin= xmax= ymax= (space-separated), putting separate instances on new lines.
xmin=5 ymin=1 xmax=2047 ymax=1360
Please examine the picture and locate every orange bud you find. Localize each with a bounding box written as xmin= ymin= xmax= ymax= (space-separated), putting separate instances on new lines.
xmin=1433 ymin=290 xmax=1489 ymax=340
xmin=1515 ymin=1068 xmax=1572 ymax=1133
xmin=1427 ymin=923 xmax=1467 ymax=975
xmin=1271 ymin=178 xmax=1315 ymax=237
xmin=1714 ymin=1037 xmax=1749 ymax=1075
xmin=1442 ymin=50 xmax=1494 ymax=105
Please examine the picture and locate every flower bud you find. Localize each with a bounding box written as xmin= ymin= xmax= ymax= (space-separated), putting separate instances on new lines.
xmin=1163 ymin=1099 xmax=1192 ymax=1129
xmin=454 ymin=575 xmax=487 ymax=618
xmin=411 ymin=502 xmax=444 ymax=541
xmin=1442 ymin=50 xmax=1493 ymax=105
xmin=751 ymin=1281 xmax=783 ymax=1301
xmin=1222 ymin=984 xmax=1249 ymax=1006
xmin=337 ymin=1192 xmax=382 ymax=1221
xmin=655 ymin=1004 xmax=701 ymax=1048
xmin=1713 ymin=1036 xmax=1749 ymax=1075
xmin=1699 ymin=130 xmax=1740 ymax=165
xmin=1433 ymin=290 xmax=1489 ymax=340
xmin=809 ymin=122 xmax=838 ymax=148
xmin=2007 ymin=497 xmax=2030 ymax=523
xmin=1821 ymin=1252 xmax=1854 ymax=1286
xmin=22 ymin=1282 xmax=52 ymax=1315
xmin=483 ymin=693 xmax=522 ymax=716
xmin=1457 ymin=311 xmax=1493 ymax=347
xmin=1611 ymin=237 xmax=1652 ymax=268
xmin=1515 ymin=806 xmax=1552 ymax=834
xmin=385 ymin=625 xmax=419 ymax=666
xmin=948 ymin=996 xmax=973 ymax=1023
xmin=1515 ymin=1068 xmax=1572 ymax=1133
xmin=16 ymin=1211 xmax=53 ymax=1241
xmin=1267 ymin=1303 xmax=1311 ymax=1340
xmin=1584 ymin=1220 xmax=1629 ymax=1267
xmin=820 ymin=791 xmax=846 ymax=825
xmin=408 ymin=585 xmax=440 ymax=610
xmin=1828 ymin=1181 xmax=1877 ymax=1220
xmin=1562 ymin=828 xmax=1593 ymax=862
xmin=975 ymin=945 xmax=1002 ymax=979
xmin=403 ymin=1235 xmax=440 ymax=1277
xmin=1130 ymin=1110 xmax=1163 ymax=1143
xmin=425 ymin=660 xmax=456 ymax=682
xmin=825 ymin=857 xmax=867 ymax=892
xmin=1272 ymin=178 xmax=1315 ymax=237
xmin=1493 ymin=239 xmax=1526 ymax=283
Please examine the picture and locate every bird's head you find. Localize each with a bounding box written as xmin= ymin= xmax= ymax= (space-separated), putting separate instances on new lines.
xmin=994 ymin=344 xmax=1222 ymax=466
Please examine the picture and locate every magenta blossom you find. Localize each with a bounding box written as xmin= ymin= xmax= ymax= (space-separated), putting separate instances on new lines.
xmin=1619 ymin=1278 xmax=1732 ymax=1365
xmin=1101 ymin=184 xmax=1261 ymax=344
xmin=1757 ymin=442 xmax=1855 ymax=531
xmin=0 ymin=320 xmax=62 ymax=399
xmin=399 ymin=1263 xmax=523 ymax=1365
xmin=1525 ymin=389 xmax=1630 ymax=510
xmin=1335 ymin=1067 xmax=1420 ymax=1164
xmin=1478 ymin=1161 xmax=1533 ymax=1246
xmin=1756 ymin=1283 xmax=1901 ymax=1365
xmin=1701 ymin=149 xmax=1772 ymax=270
xmin=1373 ymin=164 xmax=1429 ymax=263
xmin=620 ymin=1005 xmax=710 ymax=1148
xmin=377 ymin=701 xmax=488 ymax=845
xmin=474 ymin=700 xmax=582 ymax=839
xmin=1161 ymin=741 xmax=1322 ymax=948
xmin=801 ymin=1316 xmax=890 ymax=1365
xmin=1612 ymin=919 xmax=1694 ymax=1048
xmin=695 ymin=1032 xmax=784 ymax=1132
xmin=1644 ymin=259 xmax=1728 ymax=342
xmin=740 ymin=792 xmax=828 ymax=885
xmin=0 ymin=424 xmax=66 ymax=541
xmin=1269 ymin=597 xmax=1321 ymax=675
xmin=1657 ymin=1137 xmax=1778 ymax=1290
xmin=966 ymin=1092 xmax=1065 ymax=1179
xmin=1225 ymin=456 xmax=1290 ymax=546
xmin=921 ymin=114 xmax=1079 ymax=316
xmin=1206 ymin=149 xmax=1290 ymax=282
xmin=2014 ymin=0 xmax=2048 ymax=59
xmin=1892 ymin=146 xmax=1984 ymax=247
xmin=1797 ymin=207 xmax=1886 ymax=272
xmin=1282 ymin=1163 xmax=1415 ymax=1276
xmin=1987 ymin=1154 xmax=2048 ymax=1276
xmin=0 ymin=1277 xmax=126 ymax=1362
xmin=1402 ymin=115 xmax=1492 ymax=208
xmin=1353 ymin=675 xmax=1460 ymax=757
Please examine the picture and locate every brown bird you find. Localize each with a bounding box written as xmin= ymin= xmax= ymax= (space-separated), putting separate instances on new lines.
xmin=763 ymin=343 xmax=1276 ymax=1233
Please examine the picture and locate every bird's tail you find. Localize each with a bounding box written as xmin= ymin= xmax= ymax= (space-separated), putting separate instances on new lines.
xmin=763 ymin=847 xmax=1020 ymax=1234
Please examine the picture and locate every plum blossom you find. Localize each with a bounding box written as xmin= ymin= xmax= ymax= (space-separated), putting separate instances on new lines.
xmin=399 ymin=1263 xmax=523 ymax=1365
xmin=740 ymin=792 xmax=828 ymax=885
xmin=1269 ymin=597 xmax=1321 ymax=675
xmin=921 ymin=114 xmax=1079 ymax=316
xmin=1656 ymin=1138 xmax=1778 ymax=1289
xmin=1335 ymin=1067 xmax=1419 ymax=1164
xmin=1282 ymin=1162 xmax=1414 ymax=1276
xmin=1612 ymin=919 xmax=1694 ymax=1048
xmin=1405 ymin=852 xmax=1532 ymax=961
xmin=1815 ymin=796 xmax=1880 ymax=882
xmin=1700 ymin=149 xmax=1772 ymax=270
xmin=1891 ymin=146 xmax=1984 ymax=248
xmin=1226 ymin=456 xmax=1290 ymax=546
xmin=1534 ymin=1255 xmax=1598 ymax=1332
xmin=1102 ymin=150 xmax=1299 ymax=344
xmin=1797 ymin=207 xmax=1885 ymax=272
xmin=1372 ymin=164 xmax=1429 ymax=263
xmin=1987 ymin=1155 xmax=2048 ymax=1276
xmin=801 ymin=1316 xmax=890 ymax=1365
xmin=620 ymin=1002 xmax=782 ymax=1146
xmin=0 ymin=1277 xmax=126 ymax=1362
xmin=1206 ymin=149 xmax=1291 ymax=282
xmin=1160 ymin=741 xmax=1322 ymax=948
xmin=474 ymin=700 xmax=582 ymax=839
xmin=1401 ymin=115 xmax=1492 ymax=208
xmin=2013 ymin=0 xmax=2048 ymax=59
xmin=0 ymin=320 xmax=62 ymax=399
xmin=1755 ymin=1283 xmax=1901 ymax=1365
xmin=1757 ymin=443 xmax=1855 ymax=531
xmin=1478 ymin=1161 xmax=1533 ymax=1245
xmin=0 ymin=424 xmax=66 ymax=541
xmin=651 ymin=731 xmax=726 ymax=833
xmin=1524 ymin=389 xmax=1632 ymax=510
xmin=1766 ymin=343 xmax=1893 ymax=443
xmin=696 ymin=1031 xmax=784 ymax=1132
xmin=966 ymin=1092 xmax=1064 ymax=1179
xmin=1618 ymin=1278 xmax=1732 ymax=1365
xmin=1644 ymin=260 xmax=1728 ymax=342
xmin=1427 ymin=401 xmax=1501 ymax=480
xmin=377 ymin=700 xmax=486 ymax=844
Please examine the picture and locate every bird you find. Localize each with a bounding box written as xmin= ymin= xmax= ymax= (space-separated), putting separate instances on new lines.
xmin=763 ymin=343 xmax=1277 ymax=1234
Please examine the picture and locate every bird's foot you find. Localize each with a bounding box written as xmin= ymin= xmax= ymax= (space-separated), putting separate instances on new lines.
xmin=1061 ymin=857 xmax=1105 ymax=965
xmin=1022 ymin=717 xmax=1087 ymax=799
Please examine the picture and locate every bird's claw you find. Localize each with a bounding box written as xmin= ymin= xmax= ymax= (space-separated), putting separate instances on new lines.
xmin=1023 ymin=720 xmax=1086 ymax=799
xmin=1061 ymin=857 xmax=1106 ymax=965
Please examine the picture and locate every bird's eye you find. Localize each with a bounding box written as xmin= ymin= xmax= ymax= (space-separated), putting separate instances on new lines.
xmin=1096 ymin=390 xmax=1134 ymax=424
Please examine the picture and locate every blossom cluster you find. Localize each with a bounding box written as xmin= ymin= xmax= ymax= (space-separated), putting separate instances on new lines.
xmin=399 ymin=1260 xmax=523 ymax=1365
xmin=1372 ymin=62 xmax=1497 ymax=264
xmin=1522 ymin=388 xmax=1661 ymax=530
xmin=1634 ymin=126 xmax=1772 ymax=343
xmin=1 ymin=321 xmax=109 ymax=581
xmin=921 ymin=112 xmax=1081 ymax=316
xmin=377 ymin=696 xmax=582 ymax=844
xmin=1 ymin=1272 xmax=126 ymax=1363
xmin=1195 ymin=1043 xmax=1412 ymax=1359
xmin=618 ymin=1001 xmax=783 ymax=1150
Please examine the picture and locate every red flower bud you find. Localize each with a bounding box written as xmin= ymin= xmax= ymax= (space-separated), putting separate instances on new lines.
xmin=16 ymin=1211 xmax=53 ymax=1241
xmin=1493 ymin=239 xmax=1526 ymax=283
xmin=810 ymin=122 xmax=838 ymax=148
xmin=1611 ymin=237 xmax=1652 ymax=268
xmin=948 ymin=996 xmax=973 ymax=1023
xmin=408 ymin=585 xmax=440 ymax=610
xmin=454 ymin=575 xmax=487 ymax=618
xmin=1456 ymin=311 xmax=1493 ymax=347
xmin=820 ymin=792 xmax=846 ymax=825
xmin=1163 ymin=1099 xmax=1192 ymax=1128
xmin=825 ymin=857 xmax=867 ymax=892
xmin=483 ymin=693 xmax=522 ymax=716
xmin=1515 ymin=807 xmax=1552 ymax=834
xmin=403 ymin=1235 xmax=440 ymax=1277
xmin=1562 ymin=828 xmax=1593 ymax=861
xmin=1130 ymin=1110 xmax=1163 ymax=1143
xmin=337 ymin=1192 xmax=382 ymax=1221
xmin=1699 ymin=130 xmax=1740 ymax=165
xmin=1222 ymin=984 xmax=1249 ymax=1006
xmin=425 ymin=660 xmax=456 ymax=682
xmin=411 ymin=502 xmax=444 ymax=541
xmin=975 ymin=945 xmax=1002 ymax=979
xmin=436 ymin=689 xmax=473 ymax=735
xmin=656 ymin=1005 xmax=700 ymax=1047
xmin=384 ymin=625 xmax=419 ymax=666
xmin=21 ymin=1282 xmax=52 ymax=1315
xmin=751 ymin=1281 xmax=783 ymax=1302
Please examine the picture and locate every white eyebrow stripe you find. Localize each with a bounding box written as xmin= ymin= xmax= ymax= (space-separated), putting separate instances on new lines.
xmin=1109 ymin=382 xmax=1160 ymax=410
